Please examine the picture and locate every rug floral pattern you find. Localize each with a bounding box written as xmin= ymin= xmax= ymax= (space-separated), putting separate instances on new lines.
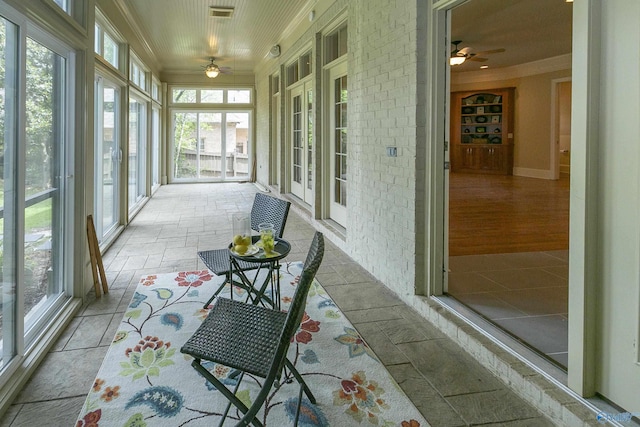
xmin=76 ymin=262 xmax=428 ymax=426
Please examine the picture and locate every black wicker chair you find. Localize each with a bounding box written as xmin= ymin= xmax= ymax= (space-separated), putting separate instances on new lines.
xmin=181 ymin=232 xmax=324 ymax=427
xmin=198 ymin=192 xmax=291 ymax=308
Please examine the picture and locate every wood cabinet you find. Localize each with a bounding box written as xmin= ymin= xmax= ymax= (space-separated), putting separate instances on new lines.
xmin=450 ymin=87 xmax=514 ymax=174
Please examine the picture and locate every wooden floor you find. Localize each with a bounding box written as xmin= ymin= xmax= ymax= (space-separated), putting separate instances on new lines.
xmin=449 ymin=173 xmax=570 ymax=256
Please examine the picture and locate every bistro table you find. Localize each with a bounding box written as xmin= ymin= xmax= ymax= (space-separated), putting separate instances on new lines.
xmin=228 ymin=235 xmax=291 ymax=309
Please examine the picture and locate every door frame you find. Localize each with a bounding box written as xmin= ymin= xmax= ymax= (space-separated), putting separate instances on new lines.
xmin=425 ymin=0 xmax=598 ymax=397
xmin=550 ymin=77 xmax=572 ymax=180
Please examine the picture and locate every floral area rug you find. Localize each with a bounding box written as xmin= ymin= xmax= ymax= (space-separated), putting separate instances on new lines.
xmin=76 ymin=262 xmax=429 ymax=426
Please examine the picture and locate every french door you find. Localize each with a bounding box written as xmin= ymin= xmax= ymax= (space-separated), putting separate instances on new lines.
xmin=328 ymin=62 xmax=348 ymax=226
xmin=171 ymin=110 xmax=251 ymax=182
xmin=1 ymin=11 xmax=74 ymax=379
xmin=289 ymin=80 xmax=314 ymax=204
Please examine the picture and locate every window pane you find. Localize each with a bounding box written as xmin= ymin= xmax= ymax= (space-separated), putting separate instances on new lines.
xmin=0 ymin=15 xmax=19 ymax=372
xmin=128 ymin=98 xmax=146 ymax=208
xmin=152 ymin=108 xmax=160 ymax=187
xmin=292 ymin=95 xmax=302 ymax=184
xmin=103 ymin=32 xmax=118 ymax=68
xmin=334 ymin=75 xmax=347 ymax=207
xmin=201 ymin=89 xmax=223 ymax=103
xmin=173 ymin=89 xmax=196 ymax=103
xmin=94 ymin=24 xmax=100 ymax=54
xmin=227 ymin=113 xmax=249 ymax=178
xmin=95 ymin=80 xmax=119 ymax=240
xmin=24 ymin=37 xmax=65 ymax=333
xmin=228 ymin=90 xmax=251 ymax=103
xmin=199 ymin=113 xmax=222 ymax=178
xmin=53 ymin=0 xmax=69 ymax=13
xmin=173 ymin=112 xmax=198 ymax=179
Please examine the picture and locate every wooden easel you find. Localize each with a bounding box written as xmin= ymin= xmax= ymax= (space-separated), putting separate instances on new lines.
xmin=87 ymin=215 xmax=109 ymax=297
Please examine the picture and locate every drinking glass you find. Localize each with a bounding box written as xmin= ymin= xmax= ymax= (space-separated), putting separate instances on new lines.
xmin=260 ymin=226 xmax=275 ymax=255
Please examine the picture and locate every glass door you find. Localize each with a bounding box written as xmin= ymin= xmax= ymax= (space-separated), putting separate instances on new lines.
xmin=171 ymin=111 xmax=251 ymax=182
xmin=94 ymin=76 xmax=120 ymax=241
xmin=329 ymin=62 xmax=347 ymax=226
xmin=289 ymin=81 xmax=314 ymax=204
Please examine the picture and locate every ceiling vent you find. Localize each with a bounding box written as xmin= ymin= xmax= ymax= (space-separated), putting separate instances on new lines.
xmin=209 ymin=7 xmax=234 ymax=18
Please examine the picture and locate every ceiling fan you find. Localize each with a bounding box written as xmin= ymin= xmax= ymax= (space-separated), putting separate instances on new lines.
xmin=203 ymin=57 xmax=232 ymax=78
xmin=450 ymin=40 xmax=505 ymax=66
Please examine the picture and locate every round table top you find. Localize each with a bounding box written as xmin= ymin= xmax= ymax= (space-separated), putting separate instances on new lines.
xmin=228 ymin=236 xmax=291 ymax=263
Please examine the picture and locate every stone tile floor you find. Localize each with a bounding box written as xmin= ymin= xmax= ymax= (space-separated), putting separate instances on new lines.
xmin=1 ymin=183 xmax=554 ymax=426
xmin=449 ymin=251 xmax=569 ymax=368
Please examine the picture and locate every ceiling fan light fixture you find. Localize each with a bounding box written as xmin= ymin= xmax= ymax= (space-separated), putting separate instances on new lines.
xmin=205 ymin=62 xmax=220 ymax=78
xmin=450 ymin=55 xmax=466 ymax=66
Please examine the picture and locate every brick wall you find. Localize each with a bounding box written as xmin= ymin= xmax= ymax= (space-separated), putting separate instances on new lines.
xmin=255 ymin=0 xmax=424 ymax=299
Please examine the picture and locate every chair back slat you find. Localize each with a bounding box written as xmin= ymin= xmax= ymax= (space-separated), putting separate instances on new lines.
xmin=251 ymin=193 xmax=291 ymax=238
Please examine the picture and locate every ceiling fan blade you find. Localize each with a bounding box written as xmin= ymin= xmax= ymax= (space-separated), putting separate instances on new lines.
xmin=472 ymin=48 xmax=506 ymax=56
xmin=467 ymin=56 xmax=488 ymax=62
xmin=458 ymin=47 xmax=472 ymax=55
xmin=219 ymin=67 xmax=233 ymax=74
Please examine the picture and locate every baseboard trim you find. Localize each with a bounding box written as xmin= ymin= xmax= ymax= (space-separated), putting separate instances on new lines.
xmin=513 ymin=167 xmax=555 ymax=179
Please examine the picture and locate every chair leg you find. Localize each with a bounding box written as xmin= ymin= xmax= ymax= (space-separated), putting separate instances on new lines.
xmin=202 ymin=273 xmax=232 ymax=309
xmin=191 ymin=360 xmax=263 ymax=427
xmin=284 ymin=359 xmax=316 ymax=404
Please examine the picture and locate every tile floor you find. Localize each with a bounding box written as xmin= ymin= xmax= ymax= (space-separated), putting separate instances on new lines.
xmin=448 ymin=251 xmax=569 ymax=367
xmin=1 ymin=183 xmax=554 ymax=426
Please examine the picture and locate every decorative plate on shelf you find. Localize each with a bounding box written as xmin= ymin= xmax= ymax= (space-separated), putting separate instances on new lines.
xmin=462 ymin=106 xmax=474 ymax=114
xmin=490 ymin=105 xmax=502 ymax=113
xmin=475 ymin=116 xmax=488 ymax=123
xmin=490 ymin=137 xmax=502 ymax=144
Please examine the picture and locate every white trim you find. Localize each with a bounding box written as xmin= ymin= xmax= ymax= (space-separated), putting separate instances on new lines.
xmin=513 ymin=166 xmax=555 ymax=180
xmin=453 ymin=54 xmax=572 ymax=85
xmin=566 ymin=0 xmax=600 ymax=397
xmin=550 ymin=77 xmax=572 ymax=180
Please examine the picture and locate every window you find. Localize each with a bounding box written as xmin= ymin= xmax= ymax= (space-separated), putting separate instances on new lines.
xmin=173 ymin=89 xmax=196 ymax=103
xmin=228 ymin=90 xmax=251 ymax=104
xmin=171 ymin=111 xmax=251 ymax=181
xmin=169 ymin=87 xmax=254 ymax=183
xmin=128 ymin=96 xmax=147 ymax=210
xmin=94 ymin=76 xmax=121 ymax=242
xmin=171 ymin=88 xmax=252 ymax=104
xmin=151 ymin=106 xmax=161 ymax=190
xmin=94 ymin=14 xmax=120 ymax=70
xmin=325 ymin=24 xmax=347 ymax=65
xmin=286 ymin=50 xmax=312 ymax=87
xmin=0 ymin=7 xmax=75 ymax=380
xmin=151 ymin=79 xmax=161 ymax=102
xmin=129 ymin=54 xmax=147 ymax=92
xmin=202 ymin=89 xmax=223 ymax=103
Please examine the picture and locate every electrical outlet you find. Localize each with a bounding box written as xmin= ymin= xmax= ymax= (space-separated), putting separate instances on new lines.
xmin=386 ymin=147 xmax=398 ymax=157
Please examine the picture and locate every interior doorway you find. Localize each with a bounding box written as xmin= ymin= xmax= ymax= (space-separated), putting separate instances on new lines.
xmin=444 ymin=0 xmax=572 ymax=369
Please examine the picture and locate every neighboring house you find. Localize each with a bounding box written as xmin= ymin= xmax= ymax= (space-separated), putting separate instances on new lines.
xmin=0 ymin=0 xmax=637 ymax=420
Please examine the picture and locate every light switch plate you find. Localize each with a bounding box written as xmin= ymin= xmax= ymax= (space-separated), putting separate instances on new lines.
xmin=386 ymin=147 xmax=398 ymax=157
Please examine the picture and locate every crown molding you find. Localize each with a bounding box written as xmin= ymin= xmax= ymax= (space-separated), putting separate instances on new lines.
xmin=453 ymin=54 xmax=572 ymax=85
xmin=112 ymin=0 xmax=159 ymax=69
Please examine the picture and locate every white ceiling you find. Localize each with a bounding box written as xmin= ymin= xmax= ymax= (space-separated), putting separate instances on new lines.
xmin=451 ymin=0 xmax=572 ymax=72
xmin=121 ymin=0 xmax=572 ymax=76
xmin=122 ymin=0 xmax=315 ymax=75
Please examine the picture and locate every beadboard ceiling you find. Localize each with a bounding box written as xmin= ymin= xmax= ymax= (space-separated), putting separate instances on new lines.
xmin=121 ymin=0 xmax=315 ymax=75
xmin=120 ymin=0 xmax=571 ymax=76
